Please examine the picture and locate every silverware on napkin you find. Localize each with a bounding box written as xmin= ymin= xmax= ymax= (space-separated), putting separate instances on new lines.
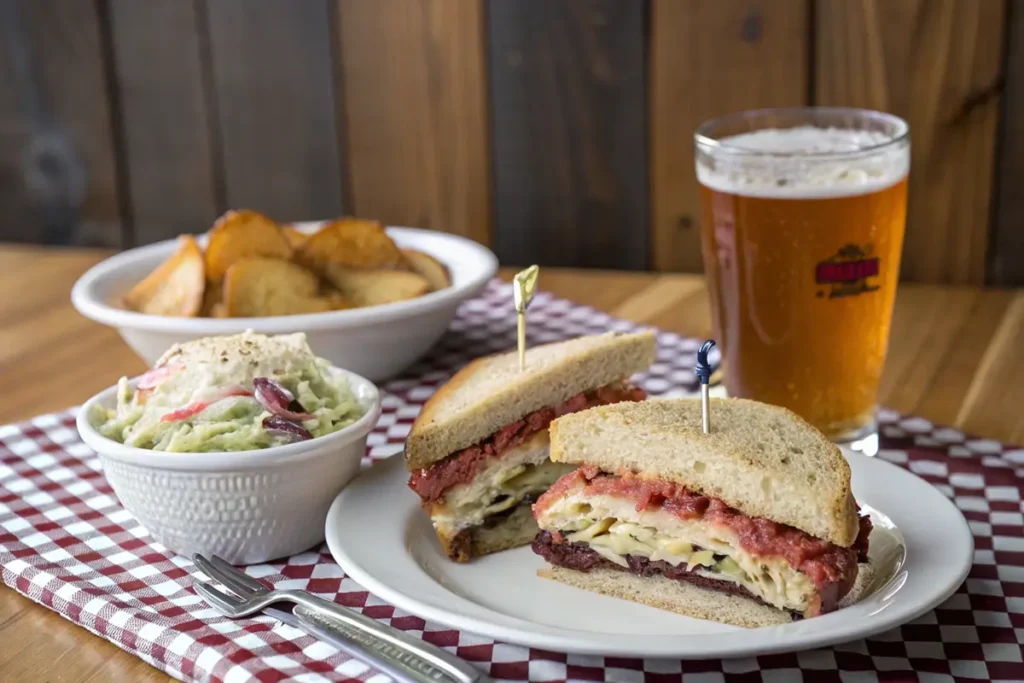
xmin=192 ymin=554 xmax=491 ymax=683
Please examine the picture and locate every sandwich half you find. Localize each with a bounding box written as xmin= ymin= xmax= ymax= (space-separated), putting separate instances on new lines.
xmin=532 ymin=398 xmax=872 ymax=627
xmin=406 ymin=332 xmax=657 ymax=561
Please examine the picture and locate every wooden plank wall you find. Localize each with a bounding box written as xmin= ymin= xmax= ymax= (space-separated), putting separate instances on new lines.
xmin=816 ymin=0 xmax=1007 ymax=285
xmin=650 ymin=0 xmax=809 ymax=273
xmin=0 ymin=0 xmax=123 ymax=247
xmin=206 ymin=0 xmax=346 ymax=220
xmin=0 ymin=0 xmax=1021 ymax=285
xmin=488 ymin=0 xmax=648 ymax=270
xmin=337 ymin=0 xmax=491 ymax=246
xmin=991 ymin=0 xmax=1024 ymax=286
xmin=107 ymin=0 xmax=221 ymax=246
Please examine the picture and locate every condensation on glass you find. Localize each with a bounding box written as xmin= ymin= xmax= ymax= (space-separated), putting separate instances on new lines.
xmin=695 ymin=107 xmax=910 ymax=450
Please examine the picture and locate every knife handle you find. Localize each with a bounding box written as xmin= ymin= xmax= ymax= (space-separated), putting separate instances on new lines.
xmin=293 ymin=603 xmax=489 ymax=683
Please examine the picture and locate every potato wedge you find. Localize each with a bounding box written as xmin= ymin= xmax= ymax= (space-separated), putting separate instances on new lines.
xmin=298 ymin=218 xmax=406 ymax=274
xmin=200 ymin=281 xmax=226 ymax=317
xmin=281 ymin=225 xmax=308 ymax=249
xmin=205 ymin=209 xmax=292 ymax=282
xmin=326 ymin=289 xmax=357 ymax=310
xmin=223 ymin=257 xmax=333 ymax=317
xmin=123 ymin=235 xmax=205 ymax=316
xmin=324 ymin=265 xmax=430 ymax=307
xmin=402 ymin=249 xmax=450 ymax=291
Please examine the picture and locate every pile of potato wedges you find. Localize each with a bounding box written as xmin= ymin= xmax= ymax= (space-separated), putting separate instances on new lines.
xmin=123 ymin=210 xmax=450 ymax=318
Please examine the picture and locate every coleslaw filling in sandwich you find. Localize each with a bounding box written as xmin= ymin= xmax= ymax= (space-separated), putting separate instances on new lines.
xmin=533 ymin=465 xmax=872 ymax=618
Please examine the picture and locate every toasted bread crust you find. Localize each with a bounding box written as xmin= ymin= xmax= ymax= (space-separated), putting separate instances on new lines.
xmin=548 ymin=398 xmax=857 ymax=547
xmin=543 ymin=566 xmax=794 ymax=628
xmin=412 ymin=355 xmax=488 ymax=465
xmin=437 ymin=526 xmax=472 ymax=562
xmin=405 ymin=332 xmax=657 ymax=472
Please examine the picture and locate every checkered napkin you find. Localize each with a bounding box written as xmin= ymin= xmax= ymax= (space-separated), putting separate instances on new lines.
xmin=2 ymin=280 xmax=1023 ymax=683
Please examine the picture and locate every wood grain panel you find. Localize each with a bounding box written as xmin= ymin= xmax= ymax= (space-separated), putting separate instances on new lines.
xmin=610 ymin=275 xmax=706 ymax=324
xmin=0 ymin=248 xmax=147 ymax=424
xmin=650 ymin=0 xmax=809 ymax=272
xmin=204 ymin=0 xmax=344 ymax=221
xmin=487 ymin=0 xmax=648 ymax=269
xmin=989 ymin=2 xmax=1024 ymax=286
xmin=956 ymin=292 xmax=1024 ymax=443
xmin=0 ymin=1 xmax=34 ymax=245
xmin=107 ymin=0 xmax=221 ymax=245
xmin=0 ymin=0 xmax=123 ymax=246
xmin=0 ymin=595 xmax=115 ymax=682
xmin=337 ymin=0 xmax=490 ymax=245
xmin=915 ymin=288 xmax=1016 ymax=426
xmin=877 ymin=285 xmax=978 ymax=414
xmin=648 ymin=285 xmax=715 ymax=340
xmin=815 ymin=0 xmax=1006 ymax=285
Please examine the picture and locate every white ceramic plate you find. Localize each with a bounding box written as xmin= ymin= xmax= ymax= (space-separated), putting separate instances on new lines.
xmin=325 ymin=452 xmax=972 ymax=658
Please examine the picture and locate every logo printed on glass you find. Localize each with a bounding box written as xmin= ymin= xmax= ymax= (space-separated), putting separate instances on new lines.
xmin=816 ymin=244 xmax=880 ymax=299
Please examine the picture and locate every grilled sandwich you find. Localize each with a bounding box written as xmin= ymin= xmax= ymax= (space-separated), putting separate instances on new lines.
xmin=405 ymin=332 xmax=657 ymax=561
xmin=532 ymin=398 xmax=872 ymax=627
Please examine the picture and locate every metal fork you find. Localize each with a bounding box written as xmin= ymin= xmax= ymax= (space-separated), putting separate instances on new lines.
xmin=192 ymin=554 xmax=299 ymax=627
xmin=192 ymin=554 xmax=489 ymax=683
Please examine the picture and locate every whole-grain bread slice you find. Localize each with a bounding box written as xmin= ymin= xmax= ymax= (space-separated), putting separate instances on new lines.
xmin=542 ymin=566 xmax=794 ymax=628
xmin=548 ymin=398 xmax=858 ymax=547
xmin=404 ymin=331 xmax=657 ymax=472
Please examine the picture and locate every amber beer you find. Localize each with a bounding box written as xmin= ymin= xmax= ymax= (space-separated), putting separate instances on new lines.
xmin=695 ymin=109 xmax=910 ymax=444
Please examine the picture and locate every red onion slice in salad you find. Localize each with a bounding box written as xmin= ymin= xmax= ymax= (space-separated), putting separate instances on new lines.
xmin=263 ymin=415 xmax=313 ymax=442
xmin=253 ymin=377 xmax=313 ymax=421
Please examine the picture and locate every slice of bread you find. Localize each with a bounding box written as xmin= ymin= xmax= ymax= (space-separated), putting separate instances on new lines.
xmin=548 ymin=398 xmax=857 ymax=547
xmin=542 ymin=566 xmax=793 ymax=628
xmin=405 ymin=331 xmax=657 ymax=471
xmin=435 ymin=505 xmax=540 ymax=561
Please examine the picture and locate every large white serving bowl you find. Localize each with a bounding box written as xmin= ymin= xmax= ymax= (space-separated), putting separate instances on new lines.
xmin=71 ymin=225 xmax=499 ymax=381
xmin=76 ymin=367 xmax=381 ymax=565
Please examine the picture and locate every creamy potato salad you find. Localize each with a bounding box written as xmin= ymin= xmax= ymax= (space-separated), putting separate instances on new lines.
xmin=91 ymin=332 xmax=365 ymax=451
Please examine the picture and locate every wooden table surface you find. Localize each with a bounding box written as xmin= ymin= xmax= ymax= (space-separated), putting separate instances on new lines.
xmin=1 ymin=244 xmax=1022 ymax=682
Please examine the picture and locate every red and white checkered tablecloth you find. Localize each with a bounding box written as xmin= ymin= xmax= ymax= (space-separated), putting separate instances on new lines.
xmin=2 ymin=279 xmax=1023 ymax=682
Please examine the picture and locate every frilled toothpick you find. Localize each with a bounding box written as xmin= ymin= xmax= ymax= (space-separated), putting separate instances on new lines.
xmin=513 ymin=265 xmax=539 ymax=372
xmin=695 ymin=340 xmax=716 ymax=434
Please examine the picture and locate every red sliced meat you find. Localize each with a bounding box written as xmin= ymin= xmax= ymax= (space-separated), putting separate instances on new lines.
xmin=408 ymin=384 xmax=646 ymax=503
xmin=532 ymin=531 xmax=810 ymax=617
xmin=534 ymin=467 xmax=871 ymax=596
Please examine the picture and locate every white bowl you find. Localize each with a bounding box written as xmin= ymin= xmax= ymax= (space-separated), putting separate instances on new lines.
xmin=71 ymin=225 xmax=499 ymax=381
xmin=76 ymin=368 xmax=382 ymax=564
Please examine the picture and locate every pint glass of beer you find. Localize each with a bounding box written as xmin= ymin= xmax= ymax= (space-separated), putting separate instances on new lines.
xmin=695 ymin=108 xmax=909 ymax=448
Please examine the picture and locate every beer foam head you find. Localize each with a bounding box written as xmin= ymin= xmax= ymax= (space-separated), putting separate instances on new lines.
xmin=696 ymin=126 xmax=909 ymax=199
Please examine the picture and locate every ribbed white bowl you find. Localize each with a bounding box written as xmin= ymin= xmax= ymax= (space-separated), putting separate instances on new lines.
xmin=76 ymin=368 xmax=381 ymax=564
xmin=71 ymin=225 xmax=498 ymax=381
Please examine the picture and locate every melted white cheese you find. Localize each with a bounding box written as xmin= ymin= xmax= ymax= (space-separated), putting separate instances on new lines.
xmin=429 ymin=431 xmax=574 ymax=529
xmin=540 ymin=493 xmax=815 ymax=612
